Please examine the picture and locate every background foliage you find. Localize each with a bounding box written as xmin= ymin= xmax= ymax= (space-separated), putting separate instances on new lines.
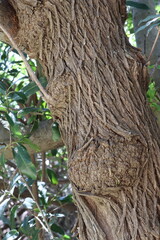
xmin=0 ymin=43 xmax=76 ymax=240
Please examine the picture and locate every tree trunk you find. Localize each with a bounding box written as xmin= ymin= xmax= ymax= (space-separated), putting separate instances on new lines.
xmin=1 ymin=0 xmax=160 ymax=239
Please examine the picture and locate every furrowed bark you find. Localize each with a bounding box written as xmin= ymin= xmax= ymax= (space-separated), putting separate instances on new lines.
xmin=1 ymin=0 xmax=160 ymax=239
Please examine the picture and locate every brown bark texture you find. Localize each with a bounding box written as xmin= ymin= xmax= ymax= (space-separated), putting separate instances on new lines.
xmin=1 ymin=0 xmax=160 ymax=239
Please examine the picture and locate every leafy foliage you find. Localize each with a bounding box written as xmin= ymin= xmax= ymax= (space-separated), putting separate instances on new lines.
xmin=0 ymin=42 xmax=76 ymax=239
xmin=136 ymin=14 xmax=160 ymax=35
xmin=126 ymin=1 xmax=149 ymax=9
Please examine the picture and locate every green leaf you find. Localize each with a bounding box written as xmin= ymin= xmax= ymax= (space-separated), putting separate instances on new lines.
xmin=126 ymin=1 xmax=149 ymax=9
xmin=147 ymin=22 xmax=160 ymax=36
xmin=4 ymin=113 xmax=14 ymax=127
xmin=52 ymin=123 xmax=61 ymax=142
xmin=0 ymin=106 xmax=7 ymax=112
xmin=139 ymin=14 xmax=160 ymax=24
xmin=0 ymin=198 xmax=10 ymax=216
xmin=8 ymin=92 xmax=27 ymax=103
xmin=47 ymin=168 xmax=58 ymax=185
xmin=0 ymin=81 xmax=7 ymax=90
xmin=10 ymin=206 xmax=18 ymax=229
xmin=63 ymin=235 xmax=71 ymax=239
xmin=51 ymin=223 xmax=65 ymax=235
xmin=135 ymin=16 xmax=160 ymax=34
xmin=17 ymin=107 xmax=40 ymax=118
xmin=9 ymin=173 xmax=21 ymax=191
xmin=20 ymin=138 xmax=40 ymax=152
xmin=20 ymin=77 xmax=47 ymax=97
xmin=17 ymin=107 xmax=49 ymax=118
xmin=22 ymin=197 xmax=36 ymax=209
xmin=20 ymin=217 xmax=39 ymax=238
xmin=0 ymin=81 xmax=7 ymax=94
xmin=11 ymin=124 xmax=23 ymax=138
xmin=58 ymin=194 xmax=73 ymax=204
xmin=147 ymin=82 xmax=156 ymax=101
xmin=3 ymin=229 xmax=19 ymax=240
xmin=136 ymin=23 xmax=152 ymax=34
xmin=51 ymin=149 xmax=58 ymax=156
xmin=0 ymin=152 xmax=5 ymax=167
xmin=13 ymin=144 xmax=37 ymax=180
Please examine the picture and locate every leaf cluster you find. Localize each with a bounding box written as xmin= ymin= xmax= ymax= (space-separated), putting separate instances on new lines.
xmin=0 ymin=42 xmax=76 ymax=240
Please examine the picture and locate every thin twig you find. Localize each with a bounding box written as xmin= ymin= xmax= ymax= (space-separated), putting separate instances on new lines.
xmin=0 ymin=24 xmax=52 ymax=104
xmin=42 ymin=152 xmax=46 ymax=182
xmin=21 ymin=175 xmax=54 ymax=239
xmin=147 ymin=28 xmax=160 ymax=61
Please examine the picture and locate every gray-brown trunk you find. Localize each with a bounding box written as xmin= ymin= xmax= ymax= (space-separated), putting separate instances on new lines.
xmin=1 ymin=0 xmax=160 ymax=239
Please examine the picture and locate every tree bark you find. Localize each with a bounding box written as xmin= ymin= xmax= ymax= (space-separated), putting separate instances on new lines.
xmin=1 ymin=0 xmax=160 ymax=239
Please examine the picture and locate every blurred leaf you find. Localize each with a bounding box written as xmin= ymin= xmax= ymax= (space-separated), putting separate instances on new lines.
xmin=20 ymin=138 xmax=40 ymax=152
xmin=63 ymin=235 xmax=71 ymax=239
xmin=17 ymin=107 xmax=49 ymax=118
xmin=10 ymin=60 xmax=22 ymax=65
xmin=10 ymin=173 xmax=21 ymax=190
xmin=0 ymin=81 xmax=8 ymax=93
xmin=21 ymin=77 xmax=47 ymax=97
xmin=17 ymin=107 xmax=40 ymax=118
xmin=1 ymin=51 xmax=7 ymax=60
xmin=147 ymin=22 xmax=160 ymax=36
xmin=0 ymin=145 xmax=6 ymax=150
xmin=0 ymin=198 xmax=10 ymax=216
xmin=47 ymin=168 xmax=58 ymax=185
xmin=0 ymin=152 xmax=5 ymax=167
xmin=28 ymin=59 xmax=37 ymax=72
xmin=20 ymin=217 xmax=39 ymax=239
xmin=0 ymin=215 xmax=10 ymax=225
xmin=51 ymin=149 xmax=58 ymax=156
xmin=38 ymin=182 xmax=48 ymax=205
xmin=139 ymin=14 xmax=160 ymax=24
xmin=0 ymin=106 xmax=7 ymax=112
xmin=22 ymin=197 xmax=36 ymax=209
xmin=52 ymin=123 xmax=61 ymax=142
xmin=9 ymin=69 xmax=19 ymax=77
xmin=4 ymin=113 xmax=14 ymax=127
xmin=3 ymin=229 xmax=19 ymax=240
xmin=147 ymin=82 xmax=156 ymax=101
xmin=11 ymin=124 xmax=23 ymax=138
xmin=58 ymin=194 xmax=73 ymax=204
xmin=8 ymin=92 xmax=27 ymax=103
xmin=51 ymin=223 xmax=65 ymax=235
xmin=136 ymin=16 xmax=160 ymax=34
xmin=13 ymin=144 xmax=37 ymax=180
xmin=10 ymin=206 xmax=18 ymax=229
xmin=126 ymin=1 xmax=149 ymax=9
